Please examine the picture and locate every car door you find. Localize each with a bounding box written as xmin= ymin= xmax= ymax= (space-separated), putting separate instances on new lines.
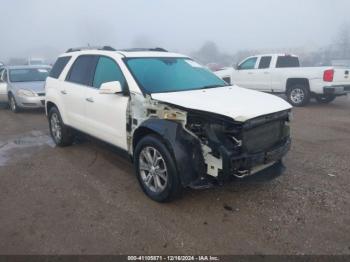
xmin=84 ymin=56 xmax=129 ymax=150
xmin=0 ymin=69 xmax=9 ymax=102
xmin=63 ymin=55 xmax=99 ymax=130
xmin=254 ymin=56 xmax=272 ymax=91
xmin=232 ymin=57 xmax=258 ymax=89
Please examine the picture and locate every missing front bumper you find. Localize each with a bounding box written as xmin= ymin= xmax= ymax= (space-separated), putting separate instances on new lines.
xmin=225 ymin=138 xmax=291 ymax=179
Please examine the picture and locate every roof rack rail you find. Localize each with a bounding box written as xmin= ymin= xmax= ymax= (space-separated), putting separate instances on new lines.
xmin=119 ymin=47 xmax=168 ymax=52
xmin=65 ymin=46 xmax=116 ymax=53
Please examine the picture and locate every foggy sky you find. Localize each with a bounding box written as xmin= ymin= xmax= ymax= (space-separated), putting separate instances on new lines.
xmin=1 ymin=0 xmax=349 ymax=61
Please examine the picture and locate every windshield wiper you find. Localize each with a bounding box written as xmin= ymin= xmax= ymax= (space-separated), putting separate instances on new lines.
xmin=200 ymin=84 xmax=229 ymax=90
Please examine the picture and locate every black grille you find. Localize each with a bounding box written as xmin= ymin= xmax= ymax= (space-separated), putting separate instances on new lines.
xmin=344 ymin=85 xmax=350 ymax=92
xmin=242 ymin=121 xmax=285 ymax=154
xmin=37 ymin=93 xmax=45 ymax=96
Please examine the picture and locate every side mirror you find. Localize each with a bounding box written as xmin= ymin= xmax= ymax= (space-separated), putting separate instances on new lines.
xmin=99 ymin=81 xmax=123 ymax=94
xmin=234 ymin=63 xmax=240 ymax=70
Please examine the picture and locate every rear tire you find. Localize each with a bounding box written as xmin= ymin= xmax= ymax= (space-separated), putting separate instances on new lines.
xmin=134 ymin=134 xmax=182 ymax=202
xmin=286 ymin=84 xmax=310 ymax=107
xmin=48 ymin=107 xmax=74 ymax=147
xmin=315 ymin=94 xmax=336 ymax=104
xmin=9 ymin=94 xmax=20 ymax=113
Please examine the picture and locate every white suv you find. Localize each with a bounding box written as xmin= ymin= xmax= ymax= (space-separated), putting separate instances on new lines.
xmin=45 ymin=46 xmax=292 ymax=202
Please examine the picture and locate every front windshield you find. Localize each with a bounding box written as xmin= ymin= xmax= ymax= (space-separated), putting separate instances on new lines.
xmin=9 ymin=68 xmax=50 ymax=82
xmin=125 ymin=57 xmax=227 ymax=93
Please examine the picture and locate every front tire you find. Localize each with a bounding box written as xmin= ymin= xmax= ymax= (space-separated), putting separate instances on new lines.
xmin=9 ymin=94 xmax=20 ymax=113
xmin=315 ymin=94 xmax=336 ymax=104
xmin=134 ymin=135 xmax=182 ymax=202
xmin=286 ymin=85 xmax=310 ymax=107
xmin=48 ymin=107 xmax=74 ymax=147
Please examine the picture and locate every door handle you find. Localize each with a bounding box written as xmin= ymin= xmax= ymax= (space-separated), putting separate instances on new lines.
xmin=86 ymin=97 xmax=94 ymax=103
xmin=61 ymin=90 xmax=67 ymax=95
xmin=264 ymin=72 xmax=269 ymax=74
xmin=248 ymin=72 xmax=254 ymax=75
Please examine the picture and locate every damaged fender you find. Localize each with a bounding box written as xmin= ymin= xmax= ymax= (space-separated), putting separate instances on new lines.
xmin=133 ymin=118 xmax=206 ymax=187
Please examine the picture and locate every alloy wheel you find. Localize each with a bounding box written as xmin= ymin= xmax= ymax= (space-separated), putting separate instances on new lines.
xmin=290 ymin=88 xmax=305 ymax=104
xmin=10 ymin=97 xmax=16 ymax=111
xmin=50 ymin=113 xmax=62 ymax=142
xmin=139 ymin=146 xmax=168 ymax=193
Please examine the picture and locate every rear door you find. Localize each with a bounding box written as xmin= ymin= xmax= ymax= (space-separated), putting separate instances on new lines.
xmin=255 ymin=56 xmax=272 ymax=91
xmin=84 ymin=56 xmax=129 ymax=149
xmin=0 ymin=69 xmax=8 ymax=102
xmin=232 ymin=56 xmax=258 ymax=89
xmin=63 ymin=55 xmax=98 ymax=130
xmin=271 ymin=55 xmax=300 ymax=92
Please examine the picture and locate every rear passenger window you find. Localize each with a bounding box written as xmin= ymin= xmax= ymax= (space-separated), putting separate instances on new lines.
xmin=258 ymin=56 xmax=272 ymax=69
xmin=49 ymin=56 xmax=71 ymax=79
xmin=93 ymin=56 xmax=126 ymax=89
xmin=67 ymin=55 xmax=99 ymax=86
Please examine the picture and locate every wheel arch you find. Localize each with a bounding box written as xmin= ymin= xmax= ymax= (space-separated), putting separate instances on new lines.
xmin=46 ymin=101 xmax=57 ymax=115
xmin=286 ymin=78 xmax=310 ymax=92
xmin=7 ymin=90 xmax=14 ymax=98
xmin=46 ymin=100 xmax=68 ymax=124
xmin=132 ymin=118 xmax=205 ymax=187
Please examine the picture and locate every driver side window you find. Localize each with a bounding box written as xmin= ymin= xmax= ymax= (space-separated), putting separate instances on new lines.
xmin=93 ymin=56 xmax=126 ymax=89
xmin=238 ymin=57 xmax=257 ymax=70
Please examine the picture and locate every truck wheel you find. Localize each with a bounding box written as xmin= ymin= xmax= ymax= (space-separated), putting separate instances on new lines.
xmin=9 ymin=94 xmax=20 ymax=113
xmin=48 ymin=107 xmax=74 ymax=147
xmin=287 ymin=85 xmax=310 ymax=107
xmin=134 ymin=134 xmax=182 ymax=202
xmin=315 ymin=94 xmax=336 ymax=104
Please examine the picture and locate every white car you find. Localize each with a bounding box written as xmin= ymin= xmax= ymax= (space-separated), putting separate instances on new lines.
xmin=45 ymin=46 xmax=292 ymax=202
xmin=215 ymin=54 xmax=350 ymax=106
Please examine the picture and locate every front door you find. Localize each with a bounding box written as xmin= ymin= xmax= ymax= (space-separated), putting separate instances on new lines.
xmin=84 ymin=56 xmax=129 ymax=150
xmin=232 ymin=57 xmax=258 ymax=89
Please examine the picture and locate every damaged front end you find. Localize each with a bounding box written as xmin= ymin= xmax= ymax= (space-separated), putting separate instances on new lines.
xmin=130 ymin=93 xmax=291 ymax=188
xmin=185 ymin=109 xmax=291 ymax=183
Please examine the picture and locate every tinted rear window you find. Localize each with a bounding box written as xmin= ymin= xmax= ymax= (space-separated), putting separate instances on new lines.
xmin=66 ymin=55 xmax=98 ymax=86
xmin=49 ymin=56 xmax=71 ymax=79
xmin=276 ymin=56 xmax=300 ymax=68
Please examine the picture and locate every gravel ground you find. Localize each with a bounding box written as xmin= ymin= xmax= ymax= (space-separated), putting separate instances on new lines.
xmin=0 ymin=96 xmax=349 ymax=255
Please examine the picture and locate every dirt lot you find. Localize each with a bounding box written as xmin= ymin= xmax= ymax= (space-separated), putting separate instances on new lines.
xmin=0 ymin=96 xmax=349 ymax=255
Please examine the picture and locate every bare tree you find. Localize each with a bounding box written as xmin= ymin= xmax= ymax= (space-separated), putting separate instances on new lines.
xmin=334 ymin=23 xmax=350 ymax=59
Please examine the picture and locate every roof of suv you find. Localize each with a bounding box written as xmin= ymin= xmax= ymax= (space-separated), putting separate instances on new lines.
xmin=118 ymin=50 xmax=188 ymax=58
xmin=61 ymin=46 xmax=188 ymax=59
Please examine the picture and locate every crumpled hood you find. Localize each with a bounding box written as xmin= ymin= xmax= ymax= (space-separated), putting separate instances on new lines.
xmin=151 ymin=85 xmax=292 ymax=122
xmin=10 ymin=81 xmax=45 ymax=94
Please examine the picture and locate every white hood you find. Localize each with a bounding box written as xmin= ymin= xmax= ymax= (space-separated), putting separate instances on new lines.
xmin=151 ymin=85 xmax=292 ymax=122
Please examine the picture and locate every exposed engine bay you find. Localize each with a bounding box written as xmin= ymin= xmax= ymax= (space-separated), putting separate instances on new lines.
xmin=128 ymin=94 xmax=291 ymax=186
xmin=185 ymin=109 xmax=291 ymax=179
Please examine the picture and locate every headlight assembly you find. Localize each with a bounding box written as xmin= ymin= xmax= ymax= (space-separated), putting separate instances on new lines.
xmin=17 ymin=89 xmax=36 ymax=97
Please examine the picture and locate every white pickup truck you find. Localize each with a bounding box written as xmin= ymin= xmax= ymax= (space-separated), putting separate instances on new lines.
xmin=215 ymin=54 xmax=350 ymax=106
